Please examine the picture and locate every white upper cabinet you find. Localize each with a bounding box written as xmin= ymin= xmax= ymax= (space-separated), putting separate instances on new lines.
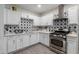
xmin=21 ymin=10 xmax=28 ymax=18
xmin=39 ymin=9 xmax=58 ymax=26
xmin=40 ymin=14 xmax=53 ymax=25
xmin=5 ymin=9 xmax=21 ymax=24
xmin=4 ymin=5 xmax=40 ymax=25
xmin=31 ymin=16 xmax=40 ymax=26
xmin=68 ymin=6 xmax=78 ymax=24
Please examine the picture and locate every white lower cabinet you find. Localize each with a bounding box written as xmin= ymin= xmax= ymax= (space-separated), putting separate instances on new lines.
xmin=7 ymin=36 xmax=17 ymax=53
xmin=3 ymin=37 xmax=7 ymax=54
xmin=0 ymin=37 xmax=7 ymax=54
xmin=43 ymin=33 xmax=49 ymax=46
xmin=23 ymin=35 xmax=29 ymax=48
xmin=39 ymin=33 xmax=44 ymax=44
xmin=4 ymin=32 xmax=42 ymax=53
xmin=67 ymin=36 xmax=78 ymax=54
xmin=29 ymin=34 xmax=34 ymax=45
xmin=39 ymin=33 xmax=49 ymax=46
xmin=34 ymin=32 xmax=39 ymax=43
xmin=16 ymin=36 xmax=23 ymax=50
xmin=30 ymin=32 xmax=39 ymax=45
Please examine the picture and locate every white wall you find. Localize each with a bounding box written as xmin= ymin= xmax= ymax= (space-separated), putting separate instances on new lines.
xmin=0 ymin=5 xmax=7 ymax=53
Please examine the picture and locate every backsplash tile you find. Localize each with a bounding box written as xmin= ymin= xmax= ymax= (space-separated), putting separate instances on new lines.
xmin=4 ymin=18 xmax=33 ymax=35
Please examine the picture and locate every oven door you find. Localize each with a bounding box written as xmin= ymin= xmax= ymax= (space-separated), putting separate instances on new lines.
xmin=50 ymin=37 xmax=66 ymax=53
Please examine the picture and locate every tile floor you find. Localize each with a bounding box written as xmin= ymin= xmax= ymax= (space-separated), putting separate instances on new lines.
xmin=14 ymin=43 xmax=56 ymax=54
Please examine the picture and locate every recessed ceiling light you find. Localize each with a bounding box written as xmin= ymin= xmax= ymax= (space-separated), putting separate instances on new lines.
xmin=37 ymin=4 xmax=42 ymax=8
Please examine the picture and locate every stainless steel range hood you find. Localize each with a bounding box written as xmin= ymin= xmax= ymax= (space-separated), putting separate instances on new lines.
xmin=58 ymin=4 xmax=64 ymax=18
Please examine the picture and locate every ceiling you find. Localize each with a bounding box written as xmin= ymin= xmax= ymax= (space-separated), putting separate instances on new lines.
xmin=17 ymin=4 xmax=59 ymax=15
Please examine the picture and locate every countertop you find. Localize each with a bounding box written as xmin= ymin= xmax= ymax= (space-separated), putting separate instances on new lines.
xmin=4 ymin=31 xmax=78 ymax=37
xmin=67 ymin=32 xmax=78 ymax=37
xmin=33 ymin=31 xmax=52 ymax=33
xmin=4 ymin=31 xmax=51 ymax=37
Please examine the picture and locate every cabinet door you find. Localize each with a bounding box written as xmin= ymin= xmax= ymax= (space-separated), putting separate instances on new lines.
xmin=7 ymin=37 xmax=17 ymax=53
xmin=34 ymin=32 xmax=39 ymax=43
xmin=67 ymin=37 xmax=78 ymax=54
xmin=16 ymin=36 xmax=23 ymax=50
xmin=40 ymin=33 xmax=46 ymax=44
xmin=23 ymin=35 xmax=29 ymax=48
xmin=29 ymin=33 xmax=39 ymax=45
xmin=39 ymin=33 xmax=44 ymax=43
xmin=6 ymin=9 xmax=21 ymax=24
xmin=3 ymin=37 xmax=8 ymax=54
xmin=0 ymin=37 xmax=7 ymax=54
xmin=29 ymin=34 xmax=34 ymax=45
xmin=68 ymin=6 xmax=78 ymax=24
xmin=43 ymin=33 xmax=49 ymax=46
xmin=39 ymin=33 xmax=49 ymax=46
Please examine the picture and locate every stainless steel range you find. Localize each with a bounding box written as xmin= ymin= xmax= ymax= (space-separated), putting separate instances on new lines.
xmin=49 ymin=5 xmax=69 ymax=54
xmin=50 ymin=31 xmax=69 ymax=53
xmin=50 ymin=18 xmax=69 ymax=53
